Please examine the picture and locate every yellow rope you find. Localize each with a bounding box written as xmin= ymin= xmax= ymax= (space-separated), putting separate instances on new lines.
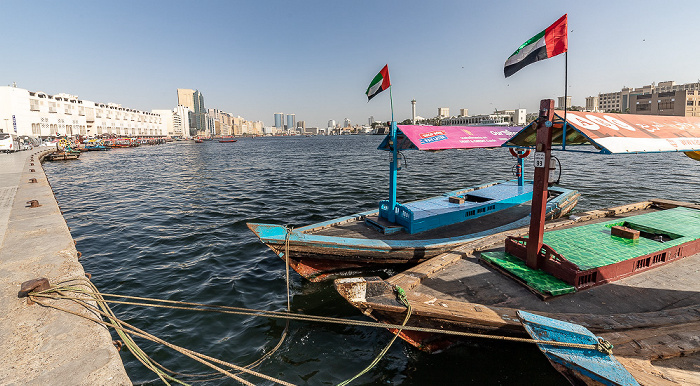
xmin=337 ymin=285 xmax=412 ymax=386
xmin=33 ymin=282 xmax=606 ymax=353
xmin=32 ymin=280 xmax=293 ymax=386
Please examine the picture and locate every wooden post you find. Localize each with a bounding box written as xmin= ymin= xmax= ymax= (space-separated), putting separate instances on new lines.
xmin=526 ymin=99 xmax=554 ymax=269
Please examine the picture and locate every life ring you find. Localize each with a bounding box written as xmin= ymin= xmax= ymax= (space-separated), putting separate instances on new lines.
xmin=509 ymin=148 xmax=531 ymax=158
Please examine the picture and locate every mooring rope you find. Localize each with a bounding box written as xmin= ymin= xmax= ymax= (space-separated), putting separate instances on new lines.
xmin=337 ymin=285 xmax=412 ymax=386
xmin=32 ymin=279 xmax=610 ymax=354
xmin=32 ymin=278 xmax=293 ymax=386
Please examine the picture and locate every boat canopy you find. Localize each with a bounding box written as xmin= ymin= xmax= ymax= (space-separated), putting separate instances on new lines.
xmin=378 ymin=125 xmax=521 ymax=151
xmin=504 ymin=110 xmax=700 ymax=154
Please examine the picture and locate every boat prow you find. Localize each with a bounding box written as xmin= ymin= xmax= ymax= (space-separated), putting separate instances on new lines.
xmin=518 ymin=310 xmax=639 ymax=386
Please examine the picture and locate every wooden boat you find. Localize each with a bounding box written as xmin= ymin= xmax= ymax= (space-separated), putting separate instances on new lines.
xmin=334 ymin=102 xmax=700 ymax=385
xmin=517 ymin=310 xmax=639 ymax=386
xmin=219 ymin=139 xmax=237 ymax=143
xmin=194 ymin=138 xmax=204 ymax=143
xmin=248 ymin=123 xmax=580 ymax=281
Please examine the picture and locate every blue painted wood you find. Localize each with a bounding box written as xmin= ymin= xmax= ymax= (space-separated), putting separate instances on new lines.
xmin=248 ymin=184 xmax=579 ymax=260
xmin=517 ymin=310 xmax=640 ymax=386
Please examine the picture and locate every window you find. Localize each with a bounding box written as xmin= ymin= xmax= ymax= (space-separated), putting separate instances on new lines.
xmin=688 ymin=100 xmax=694 ymax=106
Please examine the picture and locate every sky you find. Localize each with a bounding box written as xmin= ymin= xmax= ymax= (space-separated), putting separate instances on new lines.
xmin=3 ymin=0 xmax=700 ymax=128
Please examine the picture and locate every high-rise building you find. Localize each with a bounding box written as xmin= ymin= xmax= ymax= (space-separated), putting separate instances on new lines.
xmin=557 ymin=96 xmax=572 ymax=110
xmin=585 ymin=96 xmax=599 ymax=112
xmin=369 ymin=116 xmax=375 ymax=126
xmin=459 ymin=108 xmax=469 ymax=117
xmin=411 ymin=100 xmax=416 ymax=124
xmin=286 ymin=114 xmax=295 ymax=132
xmin=274 ymin=113 xmax=284 ymax=129
xmin=438 ymin=107 xmax=449 ymax=118
xmin=328 ymin=119 xmax=336 ymax=128
xmin=343 ymin=118 xmax=351 ymax=127
xmin=177 ymin=88 xmax=206 ymax=136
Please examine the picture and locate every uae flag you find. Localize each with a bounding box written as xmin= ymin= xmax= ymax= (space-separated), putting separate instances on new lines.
xmin=366 ymin=64 xmax=391 ymax=101
xmin=504 ymin=14 xmax=568 ymax=78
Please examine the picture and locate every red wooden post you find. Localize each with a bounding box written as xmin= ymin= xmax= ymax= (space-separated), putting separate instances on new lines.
xmin=526 ymin=99 xmax=554 ymax=269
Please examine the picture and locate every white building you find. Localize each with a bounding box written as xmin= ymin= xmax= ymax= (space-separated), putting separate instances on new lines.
xmin=153 ymin=105 xmax=192 ymax=138
xmin=441 ymin=109 xmax=526 ymax=126
xmin=0 ymin=86 xmax=166 ymax=138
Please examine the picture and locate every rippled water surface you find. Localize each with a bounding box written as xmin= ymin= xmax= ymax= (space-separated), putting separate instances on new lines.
xmin=43 ymin=136 xmax=698 ymax=385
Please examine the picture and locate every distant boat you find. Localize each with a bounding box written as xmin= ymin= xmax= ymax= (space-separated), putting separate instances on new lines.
xmin=194 ymin=138 xmax=203 ymax=143
xmin=219 ymin=139 xmax=237 ymax=143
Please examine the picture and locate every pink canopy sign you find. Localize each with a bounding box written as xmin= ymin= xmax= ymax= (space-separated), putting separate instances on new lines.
xmin=394 ymin=125 xmax=521 ymax=151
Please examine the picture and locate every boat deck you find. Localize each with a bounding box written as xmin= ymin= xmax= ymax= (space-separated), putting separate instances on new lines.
xmin=310 ymin=203 xmax=533 ymax=240
xmin=411 ymin=207 xmax=700 ymax=314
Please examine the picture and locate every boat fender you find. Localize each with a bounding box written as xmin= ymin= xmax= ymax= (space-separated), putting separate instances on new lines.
xmin=509 ymin=148 xmax=530 ymax=158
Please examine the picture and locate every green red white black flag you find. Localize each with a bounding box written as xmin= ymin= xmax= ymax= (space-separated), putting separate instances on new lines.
xmin=504 ymin=14 xmax=568 ymax=78
xmin=366 ymin=65 xmax=391 ymax=101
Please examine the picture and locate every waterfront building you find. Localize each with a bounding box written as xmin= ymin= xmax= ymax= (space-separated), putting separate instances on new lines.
xmin=630 ymin=89 xmax=700 ymax=116
xmin=286 ymin=114 xmax=296 ymax=133
xmin=459 ymin=108 xmax=469 ymax=117
xmin=369 ymin=115 xmax=375 ymax=126
xmin=438 ymin=107 xmax=449 ymax=118
xmin=585 ymin=96 xmax=599 ymax=112
xmin=441 ymin=109 xmax=526 ymax=126
xmin=297 ymin=121 xmax=306 ymax=131
xmin=557 ymin=96 xmax=572 ymax=110
xmin=328 ymin=119 xmax=336 ymax=128
xmin=343 ymin=118 xmax=351 ymax=127
xmin=274 ymin=113 xmax=284 ymax=130
xmin=177 ymin=88 xmax=206 ymax=135
xmin=592 ymin=80 xmax=700 ymax=113
xmin=0 ymin=86 xmax=165 ymax=137
xmin=153 ymin=105 xmax=192 ymax=138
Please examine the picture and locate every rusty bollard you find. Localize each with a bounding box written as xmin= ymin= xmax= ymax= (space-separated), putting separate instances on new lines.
xmin=29 ymin=178 xmax=37 ymax=183
xmin=26 ymin=200 xmax=40 ymax=208
xmin=18 ymin=278 xmax=51 ymax=305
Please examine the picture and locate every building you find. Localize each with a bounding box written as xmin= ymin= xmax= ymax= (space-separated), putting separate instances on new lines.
xmin=177 ymin=88 xmax=206 ymax=135
xmin=274 ymin=113 xmax=284 ymax=130
xmin=459 ymin=108 xmax=469 ymax=117
xmin=286 ymin=114 xmax=295 ymax=133
xmin=153 ymin=105 xmax=192 ymax=138
xmin=0 ymin=86 xmax=166 ymax=138
xmin=438 ymin=107 xmax=450 ymax=118
xmin=441 ymin=109 xmax=526 ymax=126
xmin=369 ymin=116 xmax=375 ymax=126
xmin=585 ymin=96 xmax=599 ymax=112
xmin=593 ymin=80 xmax=700 ymax=113
xmin=411 ymin=100 xmax=416 ymax=124
xmin=296 ymin=120 xmax=306 ymax=131
xmin=557 ymin=96 xmax=572 ymax=110
xmin=328 ymin=119 xmax=336 ymax=129
xmin=343 ymin=118 xmax=351 ymax=127
xmin=630 ymin=90 xmax=700 ymax=116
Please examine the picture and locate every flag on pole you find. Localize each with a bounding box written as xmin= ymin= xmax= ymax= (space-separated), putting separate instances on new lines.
xmin=504 ymin=14 xmax=568 ymax=78
xmin=366 ymin=64 xmax=391 ymax=101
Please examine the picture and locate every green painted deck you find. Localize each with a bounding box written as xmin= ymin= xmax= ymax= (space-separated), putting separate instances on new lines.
xmin=481 ymin=207 xmax=700 ymax=297
xmin=480 ymin=251 xmax=576 ymax=296
xmin=542 ymin=207 xmax=700 ymax=270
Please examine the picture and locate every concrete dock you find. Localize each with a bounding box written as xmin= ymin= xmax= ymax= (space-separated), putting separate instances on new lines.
xmin=0 ymin=149 xmax=130 ymax=385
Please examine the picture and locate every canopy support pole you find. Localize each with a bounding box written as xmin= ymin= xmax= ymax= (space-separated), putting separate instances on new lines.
xmin=526 ymin=99 xmax=554 ymax=269
xmin=388 ymin=121 xmax=399 ymax=223
xmin=517 ymin=153 xmax=525 ymax=187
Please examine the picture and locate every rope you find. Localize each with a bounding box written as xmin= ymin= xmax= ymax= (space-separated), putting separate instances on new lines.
xmin=32 ymin=279 xmax=293 ymax=386
xmin=337 ymin=285 xmax=411 ymax=386
xmin=32 ymin=281 xmax=609 ymax=353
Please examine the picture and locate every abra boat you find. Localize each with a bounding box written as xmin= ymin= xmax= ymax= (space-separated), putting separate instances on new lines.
xmin=248 ymin=123 xmax=579 ymax=281
xmin=218 ymin=139 xmax=237 ymax=143
xmin=335 ymin=101 xmax=700 ymax=385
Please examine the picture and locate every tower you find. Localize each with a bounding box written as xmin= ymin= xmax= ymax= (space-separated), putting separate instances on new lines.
xmin=411 ymin=99 xmax=416 ymax=124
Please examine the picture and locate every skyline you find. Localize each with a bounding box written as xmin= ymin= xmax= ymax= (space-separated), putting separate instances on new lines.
xmin=4 ymin=1 xmax=700 ymax=128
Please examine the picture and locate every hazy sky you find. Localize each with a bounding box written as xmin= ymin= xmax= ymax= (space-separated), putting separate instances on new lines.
xmin=3 ymin=0 xmax=699 ymax=128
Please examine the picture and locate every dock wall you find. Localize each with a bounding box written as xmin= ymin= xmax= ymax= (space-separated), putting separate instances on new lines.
xmin=0 ymin=149 xmax=131 ymax=385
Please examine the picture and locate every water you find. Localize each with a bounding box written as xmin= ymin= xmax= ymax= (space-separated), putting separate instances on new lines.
xmin=43 ymin=136 xmax=698 ymax=385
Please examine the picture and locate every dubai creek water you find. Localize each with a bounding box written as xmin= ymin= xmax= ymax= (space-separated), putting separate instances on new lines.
xmin=43 ymin=136 xmax=698 ymax=385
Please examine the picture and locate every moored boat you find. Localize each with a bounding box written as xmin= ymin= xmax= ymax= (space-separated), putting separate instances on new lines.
xmin=334 ymin=101 xmax=700 ymax=385
xmin=248 ymin=124 xmax=580 ymax=281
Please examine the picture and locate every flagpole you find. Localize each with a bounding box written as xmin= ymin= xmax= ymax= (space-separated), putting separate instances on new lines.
xmin=562 ymin=52 xmax=568 ymax=150
xmin=388 ymin=85 xmax=398 ymax=223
